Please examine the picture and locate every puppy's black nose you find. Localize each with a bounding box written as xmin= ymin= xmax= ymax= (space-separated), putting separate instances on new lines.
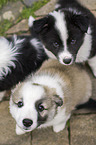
xmin=23 ymin=119 xmax=33 ymax=127
xmin=63 ymin=58 xmax=72 ymax=64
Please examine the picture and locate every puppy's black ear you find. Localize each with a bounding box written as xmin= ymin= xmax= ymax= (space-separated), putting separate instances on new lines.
xmin=72 ymin=14 xmax=89 ymax=33
xmin=33 ymin=17 xmax=49 ymax=33
xmin=53 ymin=95 xmax=63 ymax=107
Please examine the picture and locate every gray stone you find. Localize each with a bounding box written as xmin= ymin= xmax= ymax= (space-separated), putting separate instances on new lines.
xmin=22 ymin=0 xmax=38 ymax=7
xmin=0 ymin=101 xmax=31 ymax=145
xmin=34 ymin=0 xmax=57 ymax=16
xmin=3 ymin=11 xmax=15 ymax=21
xmin=0 ymin=1 xmax=24 ymax=22
xmin=32 ymin=127 xmax=69 ymax=145
xmin=92 ymin=11 xmax=96 ymax=17
xmin=79 ymin=0 xmax=96 ymax=11
xmin=70 ymin=114 xmax=96 ymax=145
xmin=6 ymin=19 xmax=29 ymax=34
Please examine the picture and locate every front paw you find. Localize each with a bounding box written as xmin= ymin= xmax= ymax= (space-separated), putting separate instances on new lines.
xmin=53 ymin=123 xmax=66 ymax=133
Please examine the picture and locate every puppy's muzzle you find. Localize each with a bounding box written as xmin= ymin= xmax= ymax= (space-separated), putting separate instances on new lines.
xmin=63 ymin=57 xmax=73 ymax=65
xmin=23 ymin=118 xmax=33 ymax=127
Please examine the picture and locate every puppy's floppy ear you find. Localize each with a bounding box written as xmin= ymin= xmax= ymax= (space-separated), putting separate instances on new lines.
xmin=72 ymin=14 xmax=89 ymax=33
xmin=53 ymin=95 xmax=63 ymax=107
xmin=33 ymin=16 xmax=49 ymax=33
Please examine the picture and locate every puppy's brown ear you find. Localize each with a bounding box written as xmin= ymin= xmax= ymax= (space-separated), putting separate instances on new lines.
xmin=53 ymin=95 xmax=63 ymax=107
xmin=33 ymin=17 xmax=49 ymax=34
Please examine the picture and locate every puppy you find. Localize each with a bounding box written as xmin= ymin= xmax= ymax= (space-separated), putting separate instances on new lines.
xmin=0 ymin=34 xmax=47 ymax=101
xmin=10 ymin=59 xmax=92 ymax=135
xmin=29 ymin=0 xmax=96 ymax=77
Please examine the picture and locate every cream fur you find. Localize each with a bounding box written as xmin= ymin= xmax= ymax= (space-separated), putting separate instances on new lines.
xmin=10 ymin=59 xmax=92 ymax=135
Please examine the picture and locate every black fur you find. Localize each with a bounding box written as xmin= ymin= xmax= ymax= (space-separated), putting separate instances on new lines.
xmin=0 ymin=35 xmax=48 ymax=92
xmin=30 ymin=0 xmax=96 ymax=76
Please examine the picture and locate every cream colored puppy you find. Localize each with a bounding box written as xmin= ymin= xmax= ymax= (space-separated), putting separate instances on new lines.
xmin=10 ymin=59 xmax=92 ymax=135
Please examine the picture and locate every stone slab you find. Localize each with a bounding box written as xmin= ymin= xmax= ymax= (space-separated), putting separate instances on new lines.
xmin=32 ymin=127 xmax=69 ymax=145
xmin=6 ymin=19 xmax=28 ymax=34
xmin=34 ymin=0 xmax=57 ymax=16
xmin=0 ymin=101 xmax=31 ymax=145
xmin=92 ymin=11 xmax=96 ymax=17
xmin=79 ymin=0 xmax=96 ymax=11
xmin=22 ymin=0 xmax=38 ymax=7
xmin=70 ymin=114 xmax=96 ymax=145
xmin=0 ymin=1 xmax=24 ymax=22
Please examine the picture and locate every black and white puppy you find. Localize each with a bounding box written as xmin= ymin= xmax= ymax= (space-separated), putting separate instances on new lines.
xmin=29 ymin=0 xmax=96 ymax=76
xmin=10 ymin=59 xmax=92 ymax=135
xmin=0 ymin=34 xmax=47 ymax=101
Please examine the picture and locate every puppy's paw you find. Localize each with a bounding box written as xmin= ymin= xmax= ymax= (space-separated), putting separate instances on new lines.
xmin=53 ymin=123 xmax=66 ymax=133
xmin=28 ymin=16 xmax=35 ymax=27
xmin=16 ymin=124 xmax=25 ymax=135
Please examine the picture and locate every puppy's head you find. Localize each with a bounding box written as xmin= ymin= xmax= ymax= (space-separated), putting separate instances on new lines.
xmin=10 ymin=82 xmax=63 ymax=135
xmin=32 ymin=10 xmax=90 ymax=64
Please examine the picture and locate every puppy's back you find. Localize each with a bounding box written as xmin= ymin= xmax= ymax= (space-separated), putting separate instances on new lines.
xmin=36 ymin=59 xmax=92 ymax=107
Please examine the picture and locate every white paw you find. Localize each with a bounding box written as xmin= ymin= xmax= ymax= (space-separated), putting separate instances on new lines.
xmin=53 ymin=123 xmax=66 ymax=133
xmin=28 ymin=16 xmax=35 ymax=27
xmin=16 ymin=124 xmax=26 ymax=135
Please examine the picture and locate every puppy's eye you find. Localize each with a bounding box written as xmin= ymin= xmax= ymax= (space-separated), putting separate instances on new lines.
xmin=53 ymin=42 xmax=60 ymax=48
xmin=17 ymin=101 xmax=23 ymax=108
xmin=71 ymin=39 xmax=76 ymax=45
xmin=38 ymin=104 xmax=45 ymax=112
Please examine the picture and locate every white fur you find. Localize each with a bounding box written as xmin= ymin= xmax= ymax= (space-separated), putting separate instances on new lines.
xmin=10 ymin=73 xmax=66 ymax=134
xmin=43 ymin=45 xmax=57 ymax=59
xmin=88 ymin=56 xmax=96 ymax=77
xmin=28 ymin=16 xmax=35 ymax=27
xmin=30 ymin=38 xmax=41 ymax=50
xmin=55 ymin=4 xmax=60 ymax=9
xmin=0 ymin=36 xmax=24 ymax=79
xmin=65 ymin=7 xmax=82 ymax=15
xmin=10 ymin=82 xmax=45 ymax=135
xmin=50 ymin=11 xmax=73 ymax=64
xmin=58 ymin=51 xmax=73 ymax=65
xmin=76 ymin=27 xmax=92 ymax=62
xmin=31 ymin=74 xmax=65 ymax=100
xmin=50 ymin=11 xmax=68 ymax=51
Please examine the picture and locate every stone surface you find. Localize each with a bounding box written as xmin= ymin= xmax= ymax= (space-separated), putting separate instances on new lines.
xmin=92 ymin=11 xmax=96 ymax=17
xmin=6 ymin=19 xmax=29 ymax=34
xmin=22 ymin=0 xmax=38 ymax=7
xmin=34 ymin=0 xmax=57 ymax=16
xmin=70 ymin=114 xmax=96 ymax=145
xmin=0 ymin=101 xmax=31 ymax=145
xmin=32 ymin=127 xmax=69 ymax=145
xmin=79 ymin=0 xmax=96 ymax=10
xmin=0 ymin=1 xmax=24 ymax=22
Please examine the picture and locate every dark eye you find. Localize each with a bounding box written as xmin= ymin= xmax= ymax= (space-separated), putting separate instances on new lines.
xmin=38 ymin=103 xmax=45 ymax=112
xmin=71 ymin=39 xmax=76 ymax=44
xmin=17 ymin=101 xmax=23 ymax=108
xmin=53 ymin=42 xmax=60 ymax=48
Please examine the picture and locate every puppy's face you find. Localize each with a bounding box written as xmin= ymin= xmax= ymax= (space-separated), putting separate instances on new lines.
xmin=33 ymin=10 xmax=89 ymax=65
xmin=10 ymin=82 xmax=63 ymax=134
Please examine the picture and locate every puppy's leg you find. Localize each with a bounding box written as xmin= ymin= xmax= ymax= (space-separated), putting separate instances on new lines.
xmin=0 ymin=91 xmax=6 ymax=102
xmin=88 ymin=56 xmax=96 ymax=77
xmin=53 ymin=113 xmax=71 ymax=133
xmin=16 ymin=124 xmax=26 ymax=135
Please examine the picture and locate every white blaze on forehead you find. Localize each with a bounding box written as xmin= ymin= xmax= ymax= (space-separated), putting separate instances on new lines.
xmin=50 ymin=11 xmax=68 ymax=51
xmin=21 ymin=82 xmax=45 ymax=103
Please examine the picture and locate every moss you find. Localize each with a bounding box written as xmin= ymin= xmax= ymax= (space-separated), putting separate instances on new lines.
xmin=0 ymin=0 xmax=19 ymax=9
xmin=19 ymin=0 xmax=50 ymax=19
xmin=0 ymin=0 xmax=50 ymax=36
xmin=0 ymin=20 xmax=12 ymax=36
